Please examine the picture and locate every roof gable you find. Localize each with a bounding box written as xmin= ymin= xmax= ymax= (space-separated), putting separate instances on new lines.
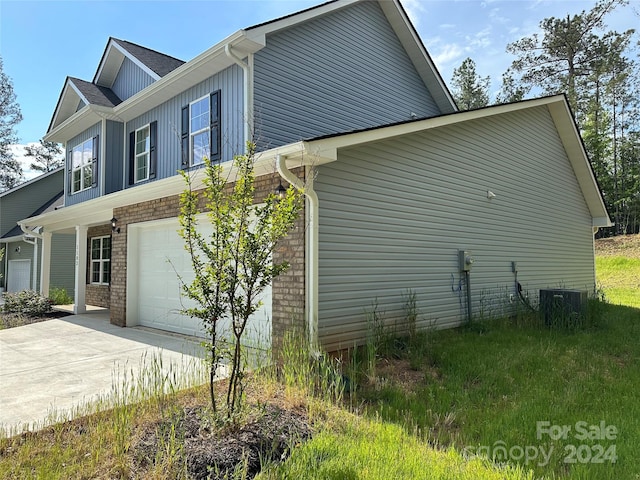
xmin=48 ymin=77 xmax=121 ymax=132
xmin=93 ymin=37 xmax=185 ymax=88
xmin=246 ymin=0 xmax=456 ymax=114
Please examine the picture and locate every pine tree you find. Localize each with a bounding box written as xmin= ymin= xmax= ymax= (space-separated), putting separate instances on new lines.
xmin=0 ymin=56 xmax=23 ymax=191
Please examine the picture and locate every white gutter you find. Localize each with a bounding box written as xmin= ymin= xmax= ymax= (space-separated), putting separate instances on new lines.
xmin=276 ymin=154 xmax=319 ymax=352
xmin=224 ymin=44 xmax=253 ymax=146
xmin=21 ymin=224 xmax=42 ymax=239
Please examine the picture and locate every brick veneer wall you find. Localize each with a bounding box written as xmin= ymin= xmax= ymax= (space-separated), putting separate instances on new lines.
xmin=86 ymin=224 xmax=111 ymax=308
xmin=109 ymin=169 xmax=307 ymax=348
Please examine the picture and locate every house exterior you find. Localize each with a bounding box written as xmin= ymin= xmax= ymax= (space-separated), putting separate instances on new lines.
xmin=20 ymin=0 xmax=611 ymax=351
xmin=0 ymin=169 xmax=75 ymax=296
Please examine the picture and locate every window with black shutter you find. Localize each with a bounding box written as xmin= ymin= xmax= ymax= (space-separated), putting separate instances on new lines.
xmin=181 ymin=90 xmax=221 ymax=167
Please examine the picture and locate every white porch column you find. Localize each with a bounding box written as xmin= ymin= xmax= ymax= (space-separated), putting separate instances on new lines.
xmin=74 ymin=225 xmax=88 ymax=314
xmin=39 ymin=231 xmax=52 ymax=296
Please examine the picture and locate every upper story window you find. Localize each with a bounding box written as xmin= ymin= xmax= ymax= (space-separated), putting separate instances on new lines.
xmin=70 ymin=136 xmax=98 ymax=194
xmin=90 ymin=236 xmax=111 ymax=285
xmin=181 ymin=91 xmax=221 ymax=168
xmin=128 ymin=121 xmax=157 ymax=185
xmin=135 ymin=125 xmax=150 ymax=183
xmin=190 ymin=96 xmax=210 ymax=166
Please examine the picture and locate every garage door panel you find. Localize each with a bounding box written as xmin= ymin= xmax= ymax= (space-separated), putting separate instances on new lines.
xmin=128 ymin=217 xmax=272 ymax=348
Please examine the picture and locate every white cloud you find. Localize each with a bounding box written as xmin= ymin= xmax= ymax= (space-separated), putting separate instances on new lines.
xmin=426 ymin=38 xmax=464 ymax=73
xmin=465 ymin=27 xmax=493 ymax=51
xmin=402 ymin=0 xmax=426 ymax=28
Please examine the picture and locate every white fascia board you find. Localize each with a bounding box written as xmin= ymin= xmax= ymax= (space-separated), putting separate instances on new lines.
xmin=545 ymin=100 xmax=613 ymax=227
xmin=246 ymin=0 xmax=359 ymax=36
xmin=110 ymin=41 xmax=161 ymax=82
xmin=0 ymin=235 xmax=24 ymax=244
xmin=377 ymin=0 xmax=457 ymax=113
xmin=94 ymin=39 xmax=125 ymax=87
xmin=67 ymin=81 xmax=90 ymax=106
xmin=45 ymin=105 xmax=116 ymax=143
xmin=48 ymin=80 xmax=85 ymax=134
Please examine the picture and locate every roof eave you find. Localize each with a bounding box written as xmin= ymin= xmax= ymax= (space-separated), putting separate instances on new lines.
xmin=19 ymin=140 xmax=314 ymax=232
xmin=45 ymin=105 xmax=115 ymax=143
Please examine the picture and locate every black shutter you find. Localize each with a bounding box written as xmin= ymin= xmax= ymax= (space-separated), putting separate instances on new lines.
xmin=128 ymin=131 xmax=135 ymax=185
xmin=149 ymin=121 xmax=157 ymax=179
xmin=67 ymin=151 xmax=72 ymax=194
xmin=91 ymin=135 xmax=99 ymax=187
xmin=210 ymin=91 xmax=221 ymax=162
xmin=181 ymin=105 xmax=189 ymax=168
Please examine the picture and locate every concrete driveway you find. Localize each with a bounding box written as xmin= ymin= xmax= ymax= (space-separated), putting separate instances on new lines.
xmin=0 ymin=311 xmax=204 ymax=433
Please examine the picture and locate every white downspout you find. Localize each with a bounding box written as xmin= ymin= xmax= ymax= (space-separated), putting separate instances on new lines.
xmin=276 ymin=154 xmax=319 ymax=352
xmin=224 ymin=44 xmax=253 ymax=147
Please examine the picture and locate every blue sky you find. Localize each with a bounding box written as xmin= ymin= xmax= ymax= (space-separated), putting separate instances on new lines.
xmin=1 ymin=0 xmax=638 ymax=148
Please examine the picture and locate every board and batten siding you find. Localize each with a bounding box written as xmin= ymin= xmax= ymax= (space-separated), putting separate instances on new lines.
xmin=112 ymin=57 xmax=155 ymax=101
xmin=125 ymin=64 xmax=244 ymax=185
xmin=105 ymin=120 xmax=124 ymax=194
xmin=65 ymin=122 xmax=101 ymax=206
xmin=315 ymin=106 xmax=596 ymax=351
xmin=253 ymin=1 xmax=441 ymax=148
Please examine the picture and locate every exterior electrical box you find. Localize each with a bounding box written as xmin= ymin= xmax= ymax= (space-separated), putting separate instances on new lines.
xmin=539 ymin=289 xmax=588 ymax=327
xmin=458 ymin=250 xmax=474 ymax=272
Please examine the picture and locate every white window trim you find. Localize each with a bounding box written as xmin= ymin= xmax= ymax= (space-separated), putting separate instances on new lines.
xmin=71 ymin=138 xmax=94 ymax=194
xmin=90 ymin=235 xmax=111 ymax=285
xmin=134 ymin=124 xmax=150 ymax=183
xmin=189 ymin=94 xmax=210 ymax=166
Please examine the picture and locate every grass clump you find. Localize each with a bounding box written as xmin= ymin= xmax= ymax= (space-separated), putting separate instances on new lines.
xmin=48 ymin=286 xmax=74 ymax=305
xmin=259 ymin=411 xmax=533 ymax=480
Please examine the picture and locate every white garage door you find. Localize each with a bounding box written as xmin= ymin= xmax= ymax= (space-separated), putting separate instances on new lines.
xmin=127 ymin=217 xmax=271 ymax=349
xmin=8 ymin=259 xmax=31 ymax=293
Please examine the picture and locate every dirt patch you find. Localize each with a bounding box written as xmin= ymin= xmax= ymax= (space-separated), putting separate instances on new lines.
xmin=131 ymin=403 xmax=312 ymax=479
xmin=595 ymin=234 xmax=640 ymax=258
xmin=374 ymin=358 xmax=427 ymax=392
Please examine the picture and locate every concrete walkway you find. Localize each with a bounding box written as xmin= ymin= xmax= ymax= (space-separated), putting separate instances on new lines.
xmin=0 ymin=312 xmax=204 ymax=433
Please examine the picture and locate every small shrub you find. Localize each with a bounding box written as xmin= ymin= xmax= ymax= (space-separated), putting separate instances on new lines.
xmin=49 ymin=286 xmax=73 ymax=305
xmin=2 ymin=290 xmax=52 ymax=316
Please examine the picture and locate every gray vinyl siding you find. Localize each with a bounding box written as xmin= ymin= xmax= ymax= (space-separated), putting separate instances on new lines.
xmin=65 ymin=122 xmax=101 ymax=206
xmin=253 ymin=1 xmax=441 ymax=148
xmin=315 ymin=106 xmax=595 ymax=351
xmin=105 ymin=120 xmax=124 ymax=194
xmin=125 ymin=64 xmax=243 ymax=185
xmin=0 ymin=170 xmax=64 ymax=236
xmin=50 ymin=233 xmax=76 ymax=297
xmin=112 ymin=57 xmax=155 ymax=101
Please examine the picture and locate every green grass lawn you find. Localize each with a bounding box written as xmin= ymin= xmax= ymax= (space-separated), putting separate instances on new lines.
xmin=596 ymin=256 xmax=640 ymax=308
xmin=354 ymin=303 xmax=639 ymax=479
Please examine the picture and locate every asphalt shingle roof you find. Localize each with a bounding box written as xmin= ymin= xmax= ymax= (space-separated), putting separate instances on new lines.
xmin=112 ymin=38 xmax=185 ymax=78
xmin=69 ymin=77 xmax=122 ymax=108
